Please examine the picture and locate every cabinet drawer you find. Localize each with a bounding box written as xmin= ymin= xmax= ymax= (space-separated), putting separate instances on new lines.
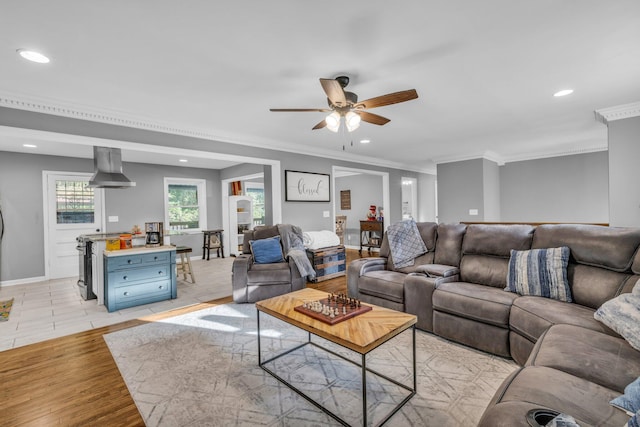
xmin=108 ymin=254 xmax=143 ymax=270
xmin=142 ymin=251 xmax=171 ymax=264
xmin=109 ymin=265 xmax=171 ymax=287
xmin=115 ymin=280 xmax=171 ymax=304
xmin=360 ymin=221 xmax=382 ymax=232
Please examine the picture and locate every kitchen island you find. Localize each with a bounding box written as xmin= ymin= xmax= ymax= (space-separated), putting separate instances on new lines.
xmin=104 ymin=245 xmax=177 ymax=312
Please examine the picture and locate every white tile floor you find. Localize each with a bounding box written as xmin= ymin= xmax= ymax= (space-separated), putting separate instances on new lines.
xmin=0 ymin=257 xmax=234 ymax=352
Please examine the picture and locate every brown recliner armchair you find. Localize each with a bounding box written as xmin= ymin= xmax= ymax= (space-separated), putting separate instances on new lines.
xmin=232 ymin=224 xmax=306 ymax=303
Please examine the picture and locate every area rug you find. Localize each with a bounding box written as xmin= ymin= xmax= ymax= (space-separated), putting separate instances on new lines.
xmin=104 ymin=303 xmax=517 ymax=426
xmin=0 ymin=298 xmax=13 ymax=321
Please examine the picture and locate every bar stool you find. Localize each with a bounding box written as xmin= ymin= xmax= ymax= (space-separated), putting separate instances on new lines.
xmin=202 ymin=229 xmax=224 ymax=260
xmin=175 ymin=246 xmax=196 ymax=283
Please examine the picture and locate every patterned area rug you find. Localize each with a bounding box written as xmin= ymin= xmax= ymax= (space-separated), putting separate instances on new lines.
xmin=0 ymin=298 xmax=13 ymax=321
xmin=104 ymin=303 xmax=517 ymax=426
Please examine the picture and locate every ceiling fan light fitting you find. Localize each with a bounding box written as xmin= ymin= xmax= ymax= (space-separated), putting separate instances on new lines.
xmin=345 ymin=111 xmax=361 ymax=132
xmin=325 ymin=112 xmax=341 ymax=132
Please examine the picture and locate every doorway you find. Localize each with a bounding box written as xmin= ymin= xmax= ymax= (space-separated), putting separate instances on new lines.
xmin=332 ymin=166 xmax=390 ymax=249
xmin=43 ymin=172 xmax=105 ymax=279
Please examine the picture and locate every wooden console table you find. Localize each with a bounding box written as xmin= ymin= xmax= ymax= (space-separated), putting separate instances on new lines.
xmin=359 ymin=220 xmax=383 ymax=253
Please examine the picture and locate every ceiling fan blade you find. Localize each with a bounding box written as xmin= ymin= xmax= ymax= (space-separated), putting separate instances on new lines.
xmin=312 ymin=119 xmax=327 ymax=130
xmin=320 ymin=78 xmax=347 ymax=107
xmin=270 ymin=108 xmax=332 ymax=112
xmin=355 ymin=89 xmax=418 ymax=109
xmin=358 ymin=111 xmax=390 ymax=126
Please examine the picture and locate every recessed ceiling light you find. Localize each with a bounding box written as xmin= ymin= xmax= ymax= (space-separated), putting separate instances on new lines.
xmin=553 ymin=89 xmax=574 ymax=97
xmin=360 ymin=139 xmax=371 ymax=144
xmin=16 ymin=49 xmax=50 ymax=64
xmin=179 ymin=159 xmax=188 ymax=163
xmin=23 ymin=144 xmax=37 ymax=148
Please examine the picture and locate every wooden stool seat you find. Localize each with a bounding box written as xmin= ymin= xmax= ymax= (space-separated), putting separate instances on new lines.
xmin=175 ymin=246 xmax=195 ymax=283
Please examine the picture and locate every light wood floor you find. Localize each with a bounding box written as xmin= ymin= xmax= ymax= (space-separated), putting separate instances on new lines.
xmin=1 ymin=249 xmax=372 ymax=426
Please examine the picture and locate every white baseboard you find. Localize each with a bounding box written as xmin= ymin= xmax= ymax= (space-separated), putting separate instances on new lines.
xmin=0 ymin=275 xmax=48 ymax=287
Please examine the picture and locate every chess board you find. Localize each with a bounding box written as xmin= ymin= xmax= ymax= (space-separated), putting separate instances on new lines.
xmin=294 ymin=297 xmax=372 ymax=325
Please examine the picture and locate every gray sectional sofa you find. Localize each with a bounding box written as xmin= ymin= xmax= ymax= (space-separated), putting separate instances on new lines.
xmin=347 ymin=222 xmax=640 ymax=426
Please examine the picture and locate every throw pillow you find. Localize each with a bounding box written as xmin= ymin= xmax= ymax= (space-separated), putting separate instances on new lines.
xmin=610 ymin=377 xmax=640 ymax=416
xmin=505 ymin=246 xmax=572 ymax=302
xmin=595 ymin=293 xmax=640 ymax=351
xmin=249 ymin=236 xmax=284 ymax=264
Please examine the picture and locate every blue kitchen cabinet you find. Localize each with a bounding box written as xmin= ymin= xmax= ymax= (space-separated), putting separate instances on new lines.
xmin=104 ymin=247 xmax=176 ymax=312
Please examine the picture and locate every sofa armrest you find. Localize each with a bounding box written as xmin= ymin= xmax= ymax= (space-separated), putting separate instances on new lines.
xmin=404 ymin=272 xmax=459 ymax=332
xmin=414 ymin=264 xmax=459 ymax=278
xmin=347 ymin=257 xmax=388 ymax=298
xmin=232 ymin=254 xmax=254 ymax=303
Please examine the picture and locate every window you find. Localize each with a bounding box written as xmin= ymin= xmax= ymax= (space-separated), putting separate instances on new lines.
xmin=245 ymin=182 xmax=265 ymax=226
xmin=56 ymin=180 xmax=95 ymax=224
xmin=164 ymin=178 xmax=207 ymax=231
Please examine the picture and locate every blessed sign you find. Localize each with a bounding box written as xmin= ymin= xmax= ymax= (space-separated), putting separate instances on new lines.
xmin=285 ymin=170 xmax=330 ymax=202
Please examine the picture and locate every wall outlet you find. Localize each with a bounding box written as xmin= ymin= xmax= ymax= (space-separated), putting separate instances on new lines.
xmin=108 ymin=215 xmax=119 ymax=222
xmin=323 ymin=211 xmax=330 ymax=218
xmin=469 ymin=209 xmax=479 ymax=216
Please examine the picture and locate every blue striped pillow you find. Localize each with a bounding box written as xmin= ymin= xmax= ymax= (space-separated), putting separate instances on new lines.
xmin=505 ymin=247 xmax=572 ymax=302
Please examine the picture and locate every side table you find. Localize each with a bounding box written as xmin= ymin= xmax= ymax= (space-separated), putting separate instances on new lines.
xmin=359 ymin=220 xmax=383 ymax=254
xmin=202 ymin=229 xmax=224 ymax=260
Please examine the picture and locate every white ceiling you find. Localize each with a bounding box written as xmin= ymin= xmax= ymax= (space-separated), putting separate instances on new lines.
xmin=1 ymin=1 xmax=639 ymax=172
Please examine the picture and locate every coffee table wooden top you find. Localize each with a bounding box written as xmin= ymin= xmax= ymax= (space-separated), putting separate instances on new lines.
xmin=255 ymin=288 xmax=416 ymax=354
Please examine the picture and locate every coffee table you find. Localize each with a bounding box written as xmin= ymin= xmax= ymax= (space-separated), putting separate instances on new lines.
xmin=255 ymin=288 xmax=417 ymax=426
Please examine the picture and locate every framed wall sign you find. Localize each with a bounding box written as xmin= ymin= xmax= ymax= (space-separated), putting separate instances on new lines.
xmin=340 ymin=190 xmax=351 ymax=210
xmin=285 ymin=170 xmax=330 ymax=202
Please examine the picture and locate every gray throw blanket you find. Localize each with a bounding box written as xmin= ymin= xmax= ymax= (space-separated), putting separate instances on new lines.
xmin=277 ymin=224 xmax=316 ymax=279
xmin=387 ymin=219 xmax=427 ymax=269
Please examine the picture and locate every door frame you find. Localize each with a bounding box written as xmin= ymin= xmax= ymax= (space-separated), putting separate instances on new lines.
xmin=42 ymin=171 xmax=106 ymax=280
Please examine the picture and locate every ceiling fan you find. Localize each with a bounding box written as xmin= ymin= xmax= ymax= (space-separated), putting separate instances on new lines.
xmin=270 ymin=76 xmax=418 ymax=132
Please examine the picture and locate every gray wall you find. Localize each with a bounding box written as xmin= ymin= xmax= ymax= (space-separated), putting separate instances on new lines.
xmin=0 ymin=107 xmax=429 ymax=282
xmin=500 ymin=152 xmax=609 ymax=223
xmin=437 ymin=158 xmax=485 ymax=223
xmin=608 ymin=116 xmax=640 ymax=227
xmin=335 ymin=174 xmax=384 ymax=246
xmin=0 ymin=151 xmax=222 ymax=281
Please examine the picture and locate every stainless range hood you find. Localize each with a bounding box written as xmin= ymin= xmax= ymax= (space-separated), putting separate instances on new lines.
xmin=88 ymin=147 xmax=136 ymax=188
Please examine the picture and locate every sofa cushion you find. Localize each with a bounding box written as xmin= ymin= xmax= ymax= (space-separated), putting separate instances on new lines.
xmin=533 ymin=224 xmax=640 ymax=272
xmin=358 ymin=270 xmax=406 ymax=304
xmin=595 ymin=292 xmax=640 ymax=351
xmin=434 ymin=223 xmax=466 ymax=267
xmin=527 ymin=324 xmax=640 ymax=393
xmin=462 ymin=224 xmax=534 ymax=257
xmin=249 ymin=236 xmax=284 ymax=264
xmin=247 ymin=262 xmax=290 ymax=284
xmin=487 ymin=366 xmax=629 ymax=427
xmin=505 ymin=247 xmax=572 ymax=302
xmin=510 ymin=296 xmax=615 ymax=344
xmin=568 ymin=264 xmax=632 ymax=310
xmin=433 ymin=281 xmax=518 ymax=327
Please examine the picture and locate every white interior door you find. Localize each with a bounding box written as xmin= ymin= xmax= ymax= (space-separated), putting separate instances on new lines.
xmin=45 ymin=172 xmax=104 ymax=279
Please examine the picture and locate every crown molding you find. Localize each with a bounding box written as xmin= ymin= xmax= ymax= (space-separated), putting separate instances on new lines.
xmin=432 ymin=143 xmax=608 ymax=167
xmin=594 ymin=102 xmax=640 ymax=124
xmin=0 ymin=91 xmax=434 ymax=175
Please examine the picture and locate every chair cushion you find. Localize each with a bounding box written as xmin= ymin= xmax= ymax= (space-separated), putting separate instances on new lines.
xmin=247 ymin=262 xmax=290 ymax=284
xmin=505 ymin=247 xmax=572 ymax=302
xmin=358 ymin=271 xmax=406 ymax=304
xmin=249 ymin=236 xmax=284 ymax=264
xmin=433 ymin=282 xmax=518 ymax=327
xmin=510 ymin=296 xmax=614 ymax=343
